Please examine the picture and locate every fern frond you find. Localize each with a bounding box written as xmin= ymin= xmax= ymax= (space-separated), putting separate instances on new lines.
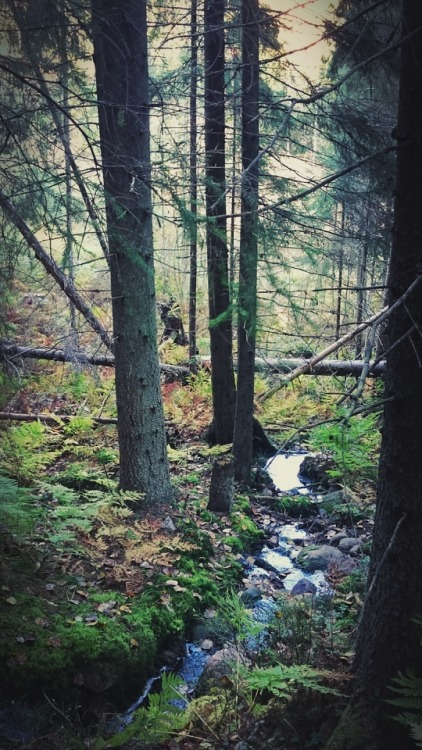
xmin=245 ymin=664 xmax=340 ymax=699
xmin=93 ymin=672 xmax=186 ymax=749
xmin=410 ymin=723 xmax=422 ymax=748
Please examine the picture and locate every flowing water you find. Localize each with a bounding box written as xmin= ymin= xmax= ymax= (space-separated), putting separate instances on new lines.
xmin=265 ymin=452 xmax=310 ymax=494
xmin=116 ymin=453 xmax=328 ymax=728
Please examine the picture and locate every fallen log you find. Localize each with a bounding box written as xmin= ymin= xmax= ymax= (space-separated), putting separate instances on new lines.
xmin=254 ymin=357 xmax=385 ymax=377
xmin=0 ymin=340 xmax=385 ymax=378
xmin=0 ymin=411 xmax=118 ymax=425
xmin=0 ymin=341 xmax=189 ymax=376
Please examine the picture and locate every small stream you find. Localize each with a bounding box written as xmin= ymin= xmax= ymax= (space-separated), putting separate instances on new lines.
xmin=113 ymin=452 xmax=329 ymax=731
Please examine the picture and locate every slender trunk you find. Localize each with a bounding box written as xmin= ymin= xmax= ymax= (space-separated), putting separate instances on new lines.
xmin=189 ymin=0 xmax=198 ymax=368
xmin=204 ymin=0 xmax=236 ymax=444
xmin=335 ymin=202 xmax=345 ymax=340
xmin=62 ymin=64 xmax=78 ymax=344
xmin=355 ymin=229 xmax=369 ymax=358
xmin=233 ymin=0 xmax=259 ymax=483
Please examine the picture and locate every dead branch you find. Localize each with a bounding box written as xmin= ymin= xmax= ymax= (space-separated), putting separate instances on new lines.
xmin=0 ymin=190 xmax=114 ymax=352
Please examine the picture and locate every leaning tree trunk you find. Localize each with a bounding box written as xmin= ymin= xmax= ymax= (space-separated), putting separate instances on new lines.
xmin=326 ymin=3 xmax=422 ymax=749
xmin=233 ymin=0 xmax=259 ymax=483
xmin=204 ymin=0 xmax=236 ymax=444
xmin=92 ymin=0 xmax=172 ymax=504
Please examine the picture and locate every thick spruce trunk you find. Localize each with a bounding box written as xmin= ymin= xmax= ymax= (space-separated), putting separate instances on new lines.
xmin=326 ymin=3 xmax=422 ymax=748
xmin=92 ymin=0 xmax=172 ymax=504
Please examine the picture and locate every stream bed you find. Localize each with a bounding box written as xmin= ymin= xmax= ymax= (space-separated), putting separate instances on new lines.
xmin=114 ymin=452 xmax=333 ymax=730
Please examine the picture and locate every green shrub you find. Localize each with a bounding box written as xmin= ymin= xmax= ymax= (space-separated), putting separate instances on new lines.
xmin=307 ymin=412 xmax=380 ymax=483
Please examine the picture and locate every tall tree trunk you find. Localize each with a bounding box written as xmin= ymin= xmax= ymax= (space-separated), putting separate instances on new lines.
xmin=189 ymin=0 xmax=198 ymax=369
xmin=92 ymin=0 xmax=172 ymax=504
xmin=204 ymin=0 xmax=236 ymax=444
xmin=326 ymin=3 xmax=422 ymax=748
xmin=233 ymin=0 xmax=259 ymax=483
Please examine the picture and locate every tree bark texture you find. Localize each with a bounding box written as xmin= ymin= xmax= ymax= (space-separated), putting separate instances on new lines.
xmin=327 ymin=3 xmax=422 ymax=748
xmin=204 ymin=0 xmax=236 ymax=444
xmin=92 ymin=0 xmax=172 ymax=503
xmin=233 ymin=0 xmax=260 ymax=483
xmin=207 ymin=456 xmax=234 ymax=513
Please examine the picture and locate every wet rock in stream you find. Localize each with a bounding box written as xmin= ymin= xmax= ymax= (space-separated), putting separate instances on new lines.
xmin=291 ymin=578 xmax=318 ymax=595
xmin=296 ymin=544 xmax=345 ymax=571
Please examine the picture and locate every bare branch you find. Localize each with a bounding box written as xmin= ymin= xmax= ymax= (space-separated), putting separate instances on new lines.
xmin=0 ymin=189 xmax=114 ymax=352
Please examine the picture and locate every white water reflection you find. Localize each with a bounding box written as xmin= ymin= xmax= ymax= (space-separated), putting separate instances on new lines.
xmin=266 ymin=453 xmax=309 ymax=494
xmin=278 ymin=524 xmax=307 ymax=542
xmin=282 ymin=568 xmax=328 ymax=593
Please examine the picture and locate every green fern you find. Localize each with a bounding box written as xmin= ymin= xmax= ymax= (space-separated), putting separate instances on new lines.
xmin=94 ymin=672 xmax=186 ymax=749
xmin=37 ymin=481 xmax=139 ymax=547
xmin=386 ymin=670 xmax=422 ymax=746
xmin=0 ymin=421 xmax=60 ymax=483
xmin=0 ymin=474 xmax=39 ymax=534
xmin=245 ymin=664 xmax=340 ymax=701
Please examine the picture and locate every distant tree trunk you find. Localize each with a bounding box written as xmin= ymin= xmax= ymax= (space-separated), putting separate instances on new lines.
xmin=335 ymin=202 xmax=345 ymax=341
xmin=233 ymin=0 xmax=260 ymax=483
xmin=355 ymin=228 xmax=369 ymax=358
xmin=204 ymin=0 xmax=236 ymax=444
xmin=92 ymin=0 xmax=172 ymax=504
xmin=62 ymin=56 xmax=78 ymax=346
xmin=326 ymin=3 xmax=422 ymax=748
xmin=189 ymin=0 xmax=198 ymax=369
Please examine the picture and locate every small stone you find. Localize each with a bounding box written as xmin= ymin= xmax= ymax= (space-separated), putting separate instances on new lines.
xmin=162 ymin=516 xmax=177 ymax=532
xmin=200 ymin=639 xmax=214 ymax=651
xmin=338 ymin=537 xmax=362 ymax=552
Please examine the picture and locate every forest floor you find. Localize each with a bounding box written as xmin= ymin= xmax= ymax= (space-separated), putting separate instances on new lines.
xmin=0 ymin=355 xmax=379 ymax=750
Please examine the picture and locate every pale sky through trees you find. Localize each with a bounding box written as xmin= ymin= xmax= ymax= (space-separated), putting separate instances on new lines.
xmin=268 ymin=0 xmax=333 ymax=76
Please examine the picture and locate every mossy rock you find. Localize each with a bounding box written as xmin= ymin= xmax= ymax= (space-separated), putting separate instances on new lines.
xmin=274 ymin=494 xmax=316 ymax=517
xmin=297 ymin=545 xmax=345 ymax=572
